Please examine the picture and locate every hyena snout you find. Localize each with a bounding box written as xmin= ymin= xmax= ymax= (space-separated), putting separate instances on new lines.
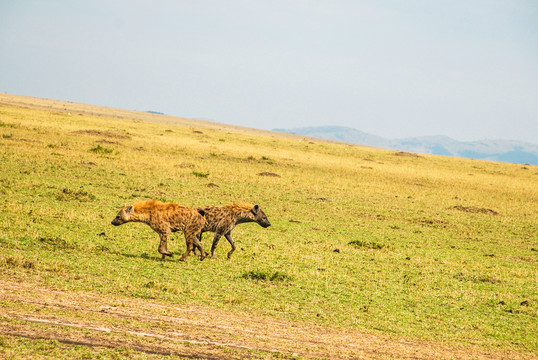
xmin=111 ymin=217 xmax=123 ymax=226
xmin=260 ymin=219 xmax=271 ymax=228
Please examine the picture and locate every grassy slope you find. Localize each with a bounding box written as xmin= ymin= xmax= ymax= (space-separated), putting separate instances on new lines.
xmin=0 ymin=100 xmax=537 ymax=354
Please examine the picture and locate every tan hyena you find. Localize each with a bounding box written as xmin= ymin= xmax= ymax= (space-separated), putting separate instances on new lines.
xmin=196 ymin=202 xmax=271 ymax=259
xmin=111 ymin=200 xmax=207 ymax=261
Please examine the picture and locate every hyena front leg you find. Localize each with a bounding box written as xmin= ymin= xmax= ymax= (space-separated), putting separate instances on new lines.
xmin=158 ymin=232 xmax=173 ymax=261
xmin=224 ymin=232 xmax=236 ymax=259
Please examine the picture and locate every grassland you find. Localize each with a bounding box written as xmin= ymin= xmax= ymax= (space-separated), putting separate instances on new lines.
xmin=0 ymin=94 xmax=537 ymax=359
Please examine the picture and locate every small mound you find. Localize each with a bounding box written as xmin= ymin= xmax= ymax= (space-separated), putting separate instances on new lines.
xmin=394 ymin=151 xmax=422 ymax=158
xmin=258 ymin=172 xmax=280 ymax=177
xmin=71 ymin=129 xmax=130 ymax=139
xmin=451 ymin=205 xmax=499 ymax=216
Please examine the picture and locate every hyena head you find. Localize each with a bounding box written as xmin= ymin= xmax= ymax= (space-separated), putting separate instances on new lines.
xmin=251 ymin=205 xmax=271 ymax=228
xmin=111 ymin=204 xmax=135 ymax=226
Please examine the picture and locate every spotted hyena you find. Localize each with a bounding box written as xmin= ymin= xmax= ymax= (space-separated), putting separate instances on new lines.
xmin=196 ymin=202 xmax=271 ymax=259
xmin=111 ymin=200 xmax=207 ymax=261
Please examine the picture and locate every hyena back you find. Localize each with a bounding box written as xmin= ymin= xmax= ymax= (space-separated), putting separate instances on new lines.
xmin=111 ymin=200 xmax=206 ymax=261
xmin=196 ymin=202 xmax=270 ymax=259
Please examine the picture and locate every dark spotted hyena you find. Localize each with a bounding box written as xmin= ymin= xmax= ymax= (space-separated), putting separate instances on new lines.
xmin=196 ymin=202 xmax=271 ymax=259
xmin=111 ymin=200 xmax=207 ymax=261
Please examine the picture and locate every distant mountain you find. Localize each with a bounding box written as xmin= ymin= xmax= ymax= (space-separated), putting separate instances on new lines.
xmin=273 ymin=126 xmax=538 ymax=166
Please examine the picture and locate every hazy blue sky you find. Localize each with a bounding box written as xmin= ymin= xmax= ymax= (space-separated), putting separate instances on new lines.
xmin=1 ymin=1 xmax=537 ymax=143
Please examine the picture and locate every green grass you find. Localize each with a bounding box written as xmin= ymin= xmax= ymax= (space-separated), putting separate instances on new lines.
xmin=0 ymin=103 xmax=537 ymax=354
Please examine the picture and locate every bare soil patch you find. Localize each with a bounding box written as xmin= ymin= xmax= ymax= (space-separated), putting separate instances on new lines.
xmin=0 ymin=281 xmax=532 ymax=360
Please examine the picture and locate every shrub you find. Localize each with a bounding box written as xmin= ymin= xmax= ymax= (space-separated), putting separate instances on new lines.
xmin=192 ymin=171 xmax=209 ymax=178
xmin=348 ymin=240 xmax=386 ymax=249
xmin=89 ymin=144 xmax=113 ymax=154
xmin=56 ymin=188 xmax=96 ymax=202
xmin=241 ymin=270 xmax=292 ymax=283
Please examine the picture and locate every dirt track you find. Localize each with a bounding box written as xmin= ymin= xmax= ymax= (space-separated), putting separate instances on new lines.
xmin=1 ymin=281 xmax=534 ymax=359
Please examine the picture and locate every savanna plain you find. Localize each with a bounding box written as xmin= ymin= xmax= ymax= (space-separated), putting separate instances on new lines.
xmin=0 ymin=94 xmax=537 ymax=359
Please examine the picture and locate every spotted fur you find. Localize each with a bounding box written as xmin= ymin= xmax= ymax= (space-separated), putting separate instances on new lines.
xmin=196 ymin=202 xmax=271 ymax=259
xmin=111 ymin=200 xmax=207 ymax=261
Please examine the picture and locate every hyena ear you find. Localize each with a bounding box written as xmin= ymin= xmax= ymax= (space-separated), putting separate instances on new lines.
xmin=251 ymin=204 xmax=259 ymax=215
xmin=126 ymin=205 xmax=135 ymax=214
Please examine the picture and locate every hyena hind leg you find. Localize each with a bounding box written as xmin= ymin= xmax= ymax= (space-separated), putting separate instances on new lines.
xmin=210 ymin=233 xmax=224 ymax=258
xmin=180 ymin=231 xmax=207 ymax=262
xmin=192 ymin=233 xmax=207 ymax=261
xmin=192 ymin=232 xmax=204 ymax=256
